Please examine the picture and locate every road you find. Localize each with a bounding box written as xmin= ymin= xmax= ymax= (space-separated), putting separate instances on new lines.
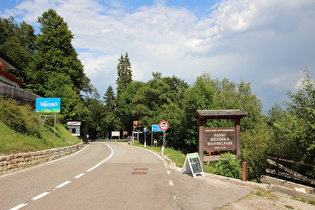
xmin=0 ymin=142 xmax=252 ymax=210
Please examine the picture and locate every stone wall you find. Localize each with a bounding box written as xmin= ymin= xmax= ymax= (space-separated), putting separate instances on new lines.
xmin=0 ymin=143 xmax=85 ymax=173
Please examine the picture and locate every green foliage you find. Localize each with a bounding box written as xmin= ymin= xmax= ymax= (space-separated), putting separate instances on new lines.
xmin=0 ymin=16 xmax=36 ymax=87
xmin=116 ymin=53 xmax=133 ymax=97
xmin=0 ymin=98 xmax=80 ymax=155
xmin=241 ymin=123 xmax=274 ymax=180
xmin=31 ymin=9 xmax=87 ymax=95
xmin=214 ymin=153 xmax=242 ymax=179
xmin=0 ymin=98 xmax=42 ymax=137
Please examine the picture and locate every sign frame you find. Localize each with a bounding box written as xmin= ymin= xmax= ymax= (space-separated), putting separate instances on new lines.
xmin=36 ymin=98 xmax=61 ymax=113
xmin=181 ymin=153 xmax=204 ymax=178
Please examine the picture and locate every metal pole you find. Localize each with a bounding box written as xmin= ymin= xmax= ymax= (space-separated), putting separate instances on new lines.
xmin=54 ymin=113 xmax=56 ymax=140
xmin=161 ymin=131 xmax=166 ymax=155
xmin=144 ymin=131 xmax=146 ymax=147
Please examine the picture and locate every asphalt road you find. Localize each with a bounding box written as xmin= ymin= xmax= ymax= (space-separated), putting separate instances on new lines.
xmin=0 ymin=142 xmax=252 ymax=210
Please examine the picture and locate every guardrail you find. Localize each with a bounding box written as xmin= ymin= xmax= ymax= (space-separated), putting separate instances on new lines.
xmin=0 ymin=84 xmax=40 ymax=104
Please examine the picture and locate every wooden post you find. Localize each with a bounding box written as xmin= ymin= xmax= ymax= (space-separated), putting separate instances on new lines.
xmin=242 ymin=161 xmax=248 ymax=181
xmin=198 ymin=118 xmax=206 ymax=164
xmin=233 ymin=119 xmax=241 ymax=158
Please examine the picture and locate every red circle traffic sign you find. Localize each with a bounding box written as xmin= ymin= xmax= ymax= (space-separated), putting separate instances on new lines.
xmin=159 ymin=121 xmax=169 ymax=131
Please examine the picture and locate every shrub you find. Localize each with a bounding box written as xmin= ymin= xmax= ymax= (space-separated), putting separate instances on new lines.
xmin=214 ymin=153 xmax=242 ymax=179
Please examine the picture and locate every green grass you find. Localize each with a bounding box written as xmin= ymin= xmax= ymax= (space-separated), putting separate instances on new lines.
xmin=0 ymin=121 xmax=81 ymax=155
xmin=0 ymin=98 xmax=81 ymax=155
xmin=133 ymin=141 xmax=186 ymax=167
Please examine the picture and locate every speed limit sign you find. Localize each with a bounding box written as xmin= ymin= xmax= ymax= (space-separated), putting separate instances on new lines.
xmin=159 ymin=121 xmax=169 ymax=131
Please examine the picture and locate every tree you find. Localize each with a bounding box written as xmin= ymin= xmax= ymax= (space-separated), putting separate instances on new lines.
xmin=29 ymin=9 xmax=90 ymax=123
xmin=83 ymin=88 xmax=105 ymax=139
xmin=181 ymin=74 xmax=218 ymax=151
xmin=281 ymin=68 xmax=315 ymax=177
xmin=116 ymin=53 xmax=132 ymax=97
xmin=0 ymin=17 xmax=36 ymax=88
xmin=103 ymin=86 xmax=116 ymax=112
xmin=31 ymin=9 xmax=87 ymax=95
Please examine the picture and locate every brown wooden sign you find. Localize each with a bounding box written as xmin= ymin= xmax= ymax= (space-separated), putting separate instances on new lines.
xmin=204 ymin=127 xmax=236 ymax=151
xmin=194 ymin=109 xmax=247 ymax=163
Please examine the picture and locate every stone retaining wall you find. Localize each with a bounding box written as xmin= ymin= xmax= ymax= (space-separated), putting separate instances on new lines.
xmin=0 ymin=143 xmax=85 ymax=173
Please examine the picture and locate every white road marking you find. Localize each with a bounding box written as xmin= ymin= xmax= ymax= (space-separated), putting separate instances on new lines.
xmin=74 ymin=173 xmax=85 ymax=179
xmin=9 ymin=143 xmax=113 ymax=209
xmin=167 ymin=171 xmax=171 ymax=175
xmin=169 ymin=180 xmax=174 ymax=186
xmin=56 ymin=181 xmax=71 ymax=188
xmin=86 ymin=143 xmax=114 ymax=172
xmin=32 ymin=192 xmax=50 ymax=200
xmin=136 ymin=146 xmax=168 ymax=168
xmin=10 ymin=203 xmax=27 ymax=210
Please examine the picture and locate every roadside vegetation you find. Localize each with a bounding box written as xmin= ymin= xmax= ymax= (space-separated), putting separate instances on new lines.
xmin=0 ymin=98 xmax=81 ymax=155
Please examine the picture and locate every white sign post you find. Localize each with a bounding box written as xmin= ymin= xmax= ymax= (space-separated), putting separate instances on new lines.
xmin=159 ymin=121 xmax=169 ymax=155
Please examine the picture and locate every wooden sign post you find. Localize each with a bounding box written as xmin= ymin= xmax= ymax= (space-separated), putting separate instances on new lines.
xmin=182 ymin=153 xmax=204 ymax=178
xmin=193 ymin=109 xmax=247 ymax=163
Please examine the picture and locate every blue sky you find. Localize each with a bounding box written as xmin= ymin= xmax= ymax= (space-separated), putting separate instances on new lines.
xmin=1 ymin=0 xmax=315 ymax=113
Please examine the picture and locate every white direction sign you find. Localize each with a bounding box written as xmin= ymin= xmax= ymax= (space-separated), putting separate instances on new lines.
xmin=159 ymin=121 xmax=169 ymax=131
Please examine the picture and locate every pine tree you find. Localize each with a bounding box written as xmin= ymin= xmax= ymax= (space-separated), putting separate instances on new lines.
xmin=31 ymin=9 xmax=86 ymax=95
xmin=116 ymin=53 xmax=132 ymax=97
xmin=103 ymin=85 xmax=116 ymax=112
xmin=30 ymin=9 xmax=89 ymax=123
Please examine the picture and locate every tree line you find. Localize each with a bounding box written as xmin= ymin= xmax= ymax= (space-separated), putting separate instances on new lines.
xmin=0 ymin=9 xmax=314 ymax=180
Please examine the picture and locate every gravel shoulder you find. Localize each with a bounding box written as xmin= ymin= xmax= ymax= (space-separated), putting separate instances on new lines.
xmin=201 ymin=173 xmax=315 ymax=210
xmin=169 ymin=160 xmax=315 ymax=210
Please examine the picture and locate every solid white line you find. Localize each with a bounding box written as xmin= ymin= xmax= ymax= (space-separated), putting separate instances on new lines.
xmin=74 ymin=173 xmax=85 ymax=179
xmin=86 ymin=143 xmax=114 ymax=172
xmin=136 ymin=146 xmax=168 ymax=168
xmin=56 ymin=181 xmax=71 ymax=188
xmin=10 ymin=203 xmax=28 ymax=210
xmin=32 ymin=192 xmax=50 ymax=200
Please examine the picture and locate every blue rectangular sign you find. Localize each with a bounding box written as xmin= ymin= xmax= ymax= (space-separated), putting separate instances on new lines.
xmin=152 ymin=124 xmax=163 ymax=132
xmin=36 ymin=98 xmax=61 ymax=113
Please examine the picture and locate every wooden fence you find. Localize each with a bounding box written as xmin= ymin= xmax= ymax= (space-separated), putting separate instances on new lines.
xmin=0 ymin=84 xmax=40 ymax=105
xmin=266 ymin=154 xmax=315 ymax=186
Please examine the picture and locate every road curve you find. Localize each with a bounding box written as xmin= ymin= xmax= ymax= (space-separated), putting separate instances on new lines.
xmin=1 ymin=142 xmax=252 ymax=210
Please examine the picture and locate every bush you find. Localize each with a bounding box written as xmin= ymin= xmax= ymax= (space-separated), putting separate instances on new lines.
xmin=0 ymin=98 xmax=43 ymax=137
xmin=214 ymin=153 xmax=242 ymax=179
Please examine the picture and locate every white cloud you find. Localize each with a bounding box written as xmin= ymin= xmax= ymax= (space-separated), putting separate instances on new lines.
xmin=2 ymin=0 xmax=315 ymax=112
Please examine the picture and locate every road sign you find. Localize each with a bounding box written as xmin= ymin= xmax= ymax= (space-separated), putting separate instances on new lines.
xmin=181 ymin=153 xmax=204 ymax=178
xmin=159 ymin=121 xmax=169 ymax=131
xmin=152 ymin=124 xmax=163 ymax=132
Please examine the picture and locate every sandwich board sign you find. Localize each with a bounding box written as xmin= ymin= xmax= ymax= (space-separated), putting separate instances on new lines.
xmin=182 ymin=153 xmax=204 ymax=178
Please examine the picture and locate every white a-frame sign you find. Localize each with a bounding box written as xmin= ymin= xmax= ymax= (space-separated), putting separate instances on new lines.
xmin=181 ymin=153 xmax=204 ymax=178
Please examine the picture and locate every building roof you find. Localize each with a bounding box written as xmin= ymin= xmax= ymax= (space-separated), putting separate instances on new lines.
xmin=193 ymin=109 xmax=247 ymax=120
xmin=0 ymin=51 xmax=22 ymax=70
